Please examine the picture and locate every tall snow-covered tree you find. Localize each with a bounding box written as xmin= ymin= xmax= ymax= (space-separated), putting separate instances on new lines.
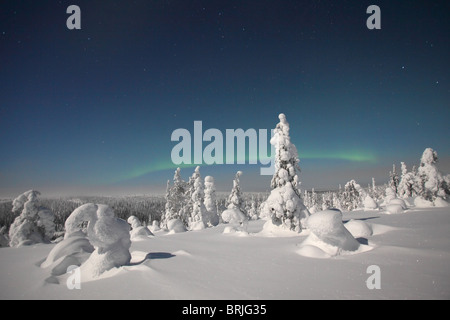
xmin=8 ymin=190 xmax=56 ymax=247
xmin=163 ymin=168 xmax=189 ymax=229
xmin=204 ymin=175 xmax=220 ymax=226
xmin=222 ymin=171 xmax=247 ymax=224
xmin=398 ymin=162 xmax=417 ymax=198
xmin=417 ymin=148 xmax=449 ymax=201
xmin=189 ymin=166 xmax=208 ymax=230
xmin=260 ymin=113 xmax=309 ymax=232
xmin=388 ymin=164 xmax=400 ymax=195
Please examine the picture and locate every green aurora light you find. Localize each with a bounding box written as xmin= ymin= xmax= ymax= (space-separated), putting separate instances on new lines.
xmin=110 ymin=150 xmax=377 ymax=184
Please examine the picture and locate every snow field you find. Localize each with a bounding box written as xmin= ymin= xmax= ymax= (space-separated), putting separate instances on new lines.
xmin=1 ymin=206 xmax=449 ymax=299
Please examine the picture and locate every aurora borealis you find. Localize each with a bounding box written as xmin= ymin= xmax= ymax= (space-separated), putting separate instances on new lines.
xmin=0 ymin=0 xmax=449 ymax=196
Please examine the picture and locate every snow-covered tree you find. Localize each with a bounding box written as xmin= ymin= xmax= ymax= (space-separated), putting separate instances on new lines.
xmin=204 ymin=176 xmax=220 ymax=226
xmin=341 ymin=180 xmax=362 ymax=211
xmin=127 ymin=215 xmax=153 ymax=239
xmin=163 ymin=167 xmax=189 ymax=229
xmin=388 ymin=164 xmax=400 ymax=196
xmin=63 ymin=203 xmax=131 ymax=277
xmin=222 ymin=171 xmax=247 ymax=225
xmin=417 ymin=148 xmax=450 ymax=201
xmin=398 ymin=162 xmax=417 ymax=198
xmin=189 ymin=166 xmax=208 ymax=230
xmin=260 ymin=113 xmax=309 ymax=232
xmin=248 ymin=196 xmax=259 ymax=220
xmin=8 ymin=190 xmax=56 ymax=247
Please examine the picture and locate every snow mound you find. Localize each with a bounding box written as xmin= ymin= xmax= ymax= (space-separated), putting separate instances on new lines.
xmin=190 ymin=220 xmax=206 ymax=231
xmin=434 ymin=197 xmax=449 ymax=208
xmin=221 ymin=207 xmax=246 ymax=225
xmin=386 ymin=204 xmax=404 ymax=214
xmin=258 ymin=219 xmax=303 ymax=237
xmin=149 ymin=220 xmax=161 ymax=232
xmin=56 ymin=203 xmax=131 ymax=279
xmin=389 ymin=198 xmax=408 ymax=209
xmin=306 ymin=210 xmax=360 ymax=251
xmin=127 ymin=216 xmax=154 ymax=240
xmin=296 ymin=244 xmax=331 ymax=259
xmin=363 ymin=195 xmax=378 ymax=210
xmin=297 ymin=210 xmax=365 ymax=258
xmin=40 ymin=233 xmax=94 ymax=276
xmin=344 ymin=219 xmax=373 ymax=238
xmin=414 ymin=196 xmax=434 ymax=208
xmin=167 ymin=219 xmax=186 ymax=233
xmin=223 ymin=224 xmax=249 ymax=236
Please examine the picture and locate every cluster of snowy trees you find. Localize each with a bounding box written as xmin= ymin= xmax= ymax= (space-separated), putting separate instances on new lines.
xmin=162 ymin=166 xmax=249 ymax=232
xmin=300 ymin=147 xmax=450 ymax=212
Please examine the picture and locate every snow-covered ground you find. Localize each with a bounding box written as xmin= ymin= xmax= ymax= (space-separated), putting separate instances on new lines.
xmin=1 ymin=206 xmax=449 ymax=300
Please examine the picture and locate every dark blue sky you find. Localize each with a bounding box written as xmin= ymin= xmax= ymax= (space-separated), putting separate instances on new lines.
xmin=0 ymin=0 xmax=449 ymax=196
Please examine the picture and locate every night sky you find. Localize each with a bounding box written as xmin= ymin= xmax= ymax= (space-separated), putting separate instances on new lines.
xmin=1 ymin=0 xmax=449 ymax=196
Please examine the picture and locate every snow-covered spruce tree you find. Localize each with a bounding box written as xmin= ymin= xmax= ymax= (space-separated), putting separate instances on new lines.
xmin=417 ymin=148 xmax=450 ymax=201
xmin=162 ymin=180 xmax=172 ymax=229
xmin=189 ymin=166 xmax=208 ymax=230
xmin=9 ymin=190 xmax=56 ymax=247
xmin=222 ymin=171 xmax=247 ymax=225
xmin=341 ymin=180 xmax=362 ymax=211
xmin=248 ymin=196 xmax=259 ymax=220
xmin=204 ymin=176 xmax=220 ymax=226
xmin=388 ymin=164 xmax=400 ymax=196
xmin=260 ymin=113 xmax=309 ymax=232
xmin=398 ymin=162 xmax=417 ymax=199
xmin=163 ymin=167 xmax=189 ymax=229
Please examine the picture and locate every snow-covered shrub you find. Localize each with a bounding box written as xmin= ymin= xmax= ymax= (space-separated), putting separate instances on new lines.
xmin=298 ymin=209 xmax=360 ymax=257
xmin=149 ymin=220 xmax=161 ymax=232
xmin=386 ymin=204 xmax=404 ymax=214
xmin=434 ymin=197 xmax=450 ymax=208
xmin=260 ymin=114 xmax=309 ymax=232
xmin=414 ymin=196 xmax=434 ymax=208
xmin=384 ymin=187 xmax=397 ymax=205
xmin=63 ymin=203 xmax=131 ymax=277
xmin=363 ymin=195 xmax=378 ymax=210
xmin=389 ymin=198 xmax=407 ymax=210
xmin=8 ymin=190 xmax=56 ymax=247
xmin=167 ymin=218 xmax=187 ymax=233
xmin=127 ymin=215 xmax=153 ymax=240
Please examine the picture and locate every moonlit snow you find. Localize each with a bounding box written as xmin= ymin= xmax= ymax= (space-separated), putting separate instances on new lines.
xmin=1 ymin=205 xmax=450 ymax=299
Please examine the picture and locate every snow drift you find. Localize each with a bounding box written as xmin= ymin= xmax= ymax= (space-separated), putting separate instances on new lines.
xmin=297 ymin=209 xmax=366 ymax=258
xmin=43 ymin=203 xmax=131 ymax=280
